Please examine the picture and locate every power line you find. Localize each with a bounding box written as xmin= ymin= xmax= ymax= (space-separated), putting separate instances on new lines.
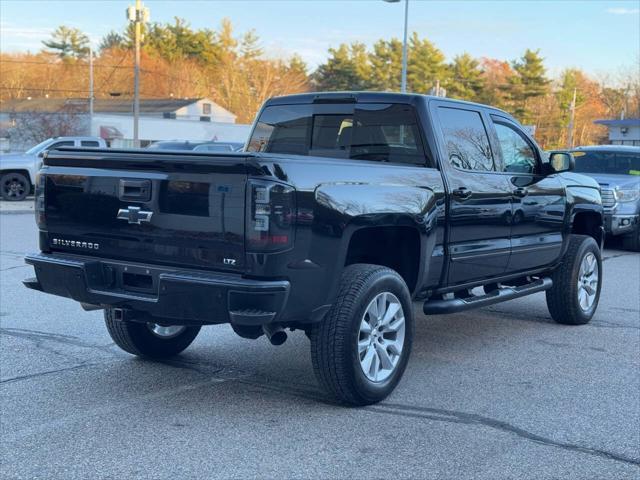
xmin=0 ymin=86 xmax=168 ymax=99
xmin=96 ymin=50 xmax=132 ymax=93
xmin=0 ymin=86 xmax=96 ymax=94
xmin=0 ymin=59 xmax=133 ymax=69
xmin=1 ymin=58 xmax=210 ymax=90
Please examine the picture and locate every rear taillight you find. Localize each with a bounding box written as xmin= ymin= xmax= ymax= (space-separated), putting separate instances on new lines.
xmin=35 ymin=172 xmax=46 ymax=229
xmin=247 ymin=180 xmax=296 ymax=252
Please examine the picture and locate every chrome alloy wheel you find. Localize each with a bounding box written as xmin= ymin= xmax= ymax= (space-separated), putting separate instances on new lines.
xmin=577 ymin=252 xmax=599 ymax=311
xmin=358 ymin=292 xmax=406 ymax=382
xmin=147 ymin=323 xmax=187 ymax=339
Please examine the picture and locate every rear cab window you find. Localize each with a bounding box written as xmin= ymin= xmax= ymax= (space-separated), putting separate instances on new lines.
xmin=247 ymin=103 xmax=428 ymax=166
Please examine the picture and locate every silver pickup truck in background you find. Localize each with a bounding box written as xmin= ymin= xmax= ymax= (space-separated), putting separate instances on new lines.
xmin=572 ymin=145 xmax=640 ymax=251
xmin=1 ymin=136 xmax=107 ymax=201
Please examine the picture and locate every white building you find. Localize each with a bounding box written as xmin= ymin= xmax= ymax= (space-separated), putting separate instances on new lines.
xmin=0 ymin=97 xmax=252 ymax=151
xmin=594 ymin=118 xmax=640 ymax=146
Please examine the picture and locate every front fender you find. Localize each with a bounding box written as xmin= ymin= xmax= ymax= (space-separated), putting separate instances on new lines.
xmin=0 ymin=157 xmax=37 ymax=184
xmin=564 ymin=185 xmax=604 ymax=251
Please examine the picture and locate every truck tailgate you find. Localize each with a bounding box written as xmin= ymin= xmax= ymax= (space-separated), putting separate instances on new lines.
xmin=41 ymin=150 xmax=248 ymax=272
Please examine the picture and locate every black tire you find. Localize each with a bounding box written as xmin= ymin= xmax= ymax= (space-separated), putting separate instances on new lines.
xmin=310 ymin=264 xmax=414 ymax=406
xmin=1 ymin=172 xmax=30 ymax=201
xmin=105 ymin=309 xmax=201 ymax=358
xmin=546 ymin=235 xmax=602 ymax=325
xmin=622 ymin=229 xmax=640 ymax=252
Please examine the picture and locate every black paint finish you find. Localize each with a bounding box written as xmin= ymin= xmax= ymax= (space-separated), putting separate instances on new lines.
xmin=27 ymin=92 xmax=603 ymax=327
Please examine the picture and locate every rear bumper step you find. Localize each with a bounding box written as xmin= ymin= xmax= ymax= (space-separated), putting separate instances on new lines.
xmin=24 ymin=252 xmax=289 ymax=326
xmin=423 ymin=277 xmax=552 ymax=315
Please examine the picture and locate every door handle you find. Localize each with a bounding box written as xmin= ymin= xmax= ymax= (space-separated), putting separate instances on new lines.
xmin=452 ymin=187 xmax=472 ymax=199
xmin=119 ymin=179 xmax=151 ymax=202
xmin=513 ymin=187 xmax=529 ymax=198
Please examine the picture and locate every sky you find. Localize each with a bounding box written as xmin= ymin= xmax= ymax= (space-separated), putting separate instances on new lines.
xmin=1 ymin=0 xmax=639 ymax=78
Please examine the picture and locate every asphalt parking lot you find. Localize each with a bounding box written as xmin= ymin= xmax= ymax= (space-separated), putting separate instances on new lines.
xmin=1 ymin=207 xmax=639 ymax=479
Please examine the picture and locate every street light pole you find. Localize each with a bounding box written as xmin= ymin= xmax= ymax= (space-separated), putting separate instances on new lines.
xmin=567 ymin=87 xmax=577 ymax=149
xmin=127 ymin=0 xmax=149 ymax=148
xmin=384 ymin=0 xmax=409 ymax=93
xmin=88 ymin=46 xmax=94 ymax=117
xmin=133 ymin=0 xmax=141 ymax=147
xmin=400 ymin=0 xmax=409 ymax=93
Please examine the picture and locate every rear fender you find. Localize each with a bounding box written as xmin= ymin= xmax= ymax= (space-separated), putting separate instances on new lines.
xmin=315 ymin=183 xmax=441 ymax=300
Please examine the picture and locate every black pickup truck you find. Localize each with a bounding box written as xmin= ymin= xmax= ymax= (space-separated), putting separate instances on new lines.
xmin=24 ymin=92 xmax=604 ymax=405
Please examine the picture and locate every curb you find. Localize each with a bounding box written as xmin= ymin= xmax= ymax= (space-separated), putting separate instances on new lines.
xmin=1 ymin=209 xmax=34 ymax=215
xmin=0 ymin=198 xmax=35 ymax=215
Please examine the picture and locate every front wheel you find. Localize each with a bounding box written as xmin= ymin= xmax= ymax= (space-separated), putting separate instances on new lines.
xmin=546 ymin=235 xmax=602 ymax=325
xmin=105 ymin=309 xmax=201 ymax=358
xmin=310 ymin=264 xmax=414 ymax=406
xmin=1 ymin=172 xmax=30 ymax=201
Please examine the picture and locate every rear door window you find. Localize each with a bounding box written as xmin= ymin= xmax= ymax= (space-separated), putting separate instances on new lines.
xmin=81 ymin=140 xmax=100 ymax=147
xmin=437 ymin=107 xmax=495 ymax=172
xmin=247 ymin=103 xmax=427 ymax=165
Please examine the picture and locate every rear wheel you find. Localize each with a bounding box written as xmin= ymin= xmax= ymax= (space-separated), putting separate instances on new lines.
xmin=310 ymin=264 xmax=414 ymax=406
xmin=105 ymin=309 xmax=201 ymax=358
xmin=546 ymin=235 xmax=602 ymax=325
xmin=1 ymin=172 xmax=30 ymax=201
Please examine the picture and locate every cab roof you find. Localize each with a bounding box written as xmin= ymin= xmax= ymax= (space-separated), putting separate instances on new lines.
xmin=264 ymin=91 xmax=514 ymax=120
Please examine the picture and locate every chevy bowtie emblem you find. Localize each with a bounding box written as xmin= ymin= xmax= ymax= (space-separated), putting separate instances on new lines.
xmin=117 ymin=206 xmax=153 ymax=224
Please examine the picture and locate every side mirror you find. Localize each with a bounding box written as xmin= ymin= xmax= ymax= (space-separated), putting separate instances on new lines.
xmin=548 ymin=151 xmax=574 ymax=173
xmin=37 ymin=151 xmax=45 ymax=158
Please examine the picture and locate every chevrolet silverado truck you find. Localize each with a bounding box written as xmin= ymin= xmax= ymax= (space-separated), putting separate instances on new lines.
xmin=571 ymin=145 xmax=640 ymax=251
xmin=24 ymin=92 xmax=604 ymax=405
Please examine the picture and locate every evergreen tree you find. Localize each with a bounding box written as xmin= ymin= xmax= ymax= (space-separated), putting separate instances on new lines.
xmin=314 ymin=43 xmax=371 ymax=91
xmin=508 ymin=49 xmax=550 ymax=123
xmin=42 ymin=26 xmax=90 ymax=60
xmin=446 ymin=53 xmax=485 ymax=101
xmin=369 ymin=38 xmax=403 ymax=91
xmin=99 ymin=31 xmax=125 ymax=52
xmin=146 ymin=18 xmax=220 ymax=64
xmin=407 ymin=33 xmax=447 ymax=94
xmin=240 ymin=30 xmax=263 ymax=60
xmin=288 ymin=54 xmax=308 ymax=77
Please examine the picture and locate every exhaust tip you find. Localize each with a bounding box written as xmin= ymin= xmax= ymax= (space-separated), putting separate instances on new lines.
xmin=263 ymin=324 xmax=287 ymax=346
xmin=269 ymin=330 xmax=287 ymax=346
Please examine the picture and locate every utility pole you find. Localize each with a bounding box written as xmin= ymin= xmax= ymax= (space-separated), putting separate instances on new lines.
xmin=88 ymin=46 xmax=94 ymax=117
xmin=567 ymin=88 xmax=577 ymax=148
xmin=127 ymin=0 xmax=149 ymax=148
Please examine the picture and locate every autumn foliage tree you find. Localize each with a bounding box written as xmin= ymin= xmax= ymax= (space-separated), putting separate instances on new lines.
xmin=0 ymin=18 xmax=309 ymax=123
xmin=1 ymin=21 xmax=638 ymax=147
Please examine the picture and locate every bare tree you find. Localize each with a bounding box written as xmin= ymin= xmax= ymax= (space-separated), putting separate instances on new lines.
xmin=6 ymin=104 xmax=86 ymax=147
